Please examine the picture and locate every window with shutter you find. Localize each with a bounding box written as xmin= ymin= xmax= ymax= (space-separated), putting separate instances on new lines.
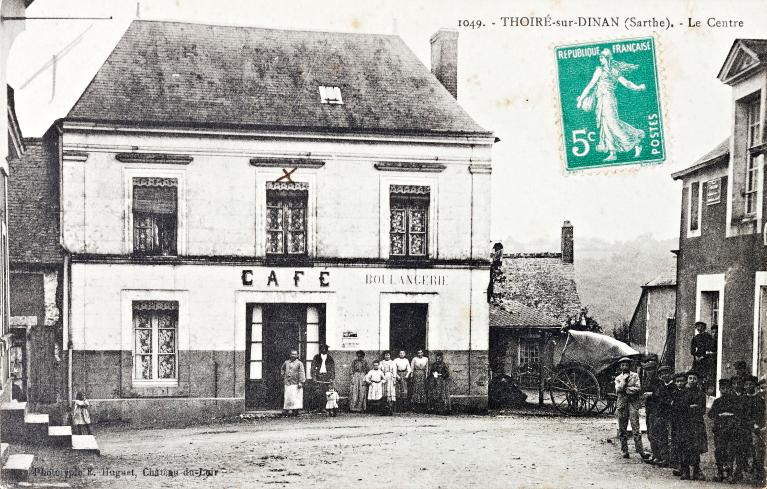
xmin=132 ymin=177 xmax=178 ymax=255
xmin=745 ymin=98 xmax=761 ymax=216
xmin=690 ymin=181 xmax=700 ymax=232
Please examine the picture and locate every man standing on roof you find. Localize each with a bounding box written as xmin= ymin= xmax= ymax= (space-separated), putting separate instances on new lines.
xmin=615 ymin=357 xmax=650 ymax=461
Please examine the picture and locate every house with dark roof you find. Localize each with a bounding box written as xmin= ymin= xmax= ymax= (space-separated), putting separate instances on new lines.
xmin=487 ymin=221 xmax=581 ymax=393
xmin=2 ymin=2 xmax=36 ymax=415
xmin=7 ymin=131 xmax=65 ymax=407
xmin=671 ymin=38 xmax=767 ymax=392
xmin=50 ymin=20 xmax=495 ymax=424
xmin=627 ymin=266 xmax=676 ymax=364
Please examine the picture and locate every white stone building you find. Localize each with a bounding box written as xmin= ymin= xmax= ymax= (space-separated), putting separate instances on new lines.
xmin=54 ymin=20 xmax=494 ymax=423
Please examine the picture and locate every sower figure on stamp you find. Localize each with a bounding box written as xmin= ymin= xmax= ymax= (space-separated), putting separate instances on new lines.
xmin=311 ymin=345 xmax=335 ymax=412
xmin=281 ymin=349 xmax=305 ymax=417
xmin=576 ymin=48 xmax=646 ymax=162
xmin=614 ymin=357 xmax=649 ymax=460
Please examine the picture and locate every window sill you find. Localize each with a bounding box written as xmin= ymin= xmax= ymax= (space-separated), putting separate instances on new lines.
xmin=131 ymin=380 xmax=179 ymax=388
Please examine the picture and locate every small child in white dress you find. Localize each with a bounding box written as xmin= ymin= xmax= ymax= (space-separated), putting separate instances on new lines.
xmin=325 ymin=382 xmax=339 ymax=417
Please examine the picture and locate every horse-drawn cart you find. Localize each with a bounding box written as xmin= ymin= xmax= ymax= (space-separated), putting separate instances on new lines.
xmin=545 ymin=330 xmax=639 ymax=415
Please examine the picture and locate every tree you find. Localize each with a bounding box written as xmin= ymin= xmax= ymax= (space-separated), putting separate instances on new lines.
xmin=612 ymin=320 xmax=631 ymax=343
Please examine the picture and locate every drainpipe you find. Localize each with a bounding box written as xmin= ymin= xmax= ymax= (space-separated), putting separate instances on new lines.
xmin=64 ymin=253 xmax=72 ymax=405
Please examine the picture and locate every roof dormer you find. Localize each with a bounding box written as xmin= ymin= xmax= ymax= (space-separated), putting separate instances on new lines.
xmin=717 ymin=39 xmax=767 ymax=86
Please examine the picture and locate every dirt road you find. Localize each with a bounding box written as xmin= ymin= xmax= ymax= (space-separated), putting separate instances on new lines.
xmin=19 ymin=412 xmax=730 ymax=488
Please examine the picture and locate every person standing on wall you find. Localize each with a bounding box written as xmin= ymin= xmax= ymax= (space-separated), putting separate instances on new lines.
xmin=311 ymin=345 xmax=335 ymax=412
xmin=690 ymin=322 xmax=715 ymax=392
xmin=615 ymin=357 xmax=649 ymax=461
xmin=281 ymin=349 xmax=305 ymax=417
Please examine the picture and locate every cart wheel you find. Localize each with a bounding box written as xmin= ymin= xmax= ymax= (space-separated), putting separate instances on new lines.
xmin=548 ymin=365 xmax=600 ymax=415
xmin=595 ymin=393 xmax=617 ymax=415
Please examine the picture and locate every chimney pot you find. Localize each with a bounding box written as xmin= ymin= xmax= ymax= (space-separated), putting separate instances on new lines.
xmin=430 ymin=29 xmax=459 ymax=99
xmin=561 ymin=220 xmax=574 ymax=264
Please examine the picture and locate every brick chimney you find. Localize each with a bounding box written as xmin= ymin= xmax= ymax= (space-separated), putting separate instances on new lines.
xmin=561 ymin=221 xmax=574 ymax=264
xmin=430 ymin=29 xmax=458 ymax=98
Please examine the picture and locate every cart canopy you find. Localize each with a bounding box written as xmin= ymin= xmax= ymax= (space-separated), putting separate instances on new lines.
xmin=552 ymin=330 xmax=639 ymax=375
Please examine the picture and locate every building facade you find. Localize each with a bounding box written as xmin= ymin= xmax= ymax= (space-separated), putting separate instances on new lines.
xmin=8 ymin=133 xmax=65 ymax=412
xmin=672 ymin=39 xmax=767 ymax=389
xmin=1 ymin=0 xmax=33 ymax=407
xmin=58 ymin=20 xmax=494 ymax=424
xmin=628 ymin=267 xmax=676 ymax=363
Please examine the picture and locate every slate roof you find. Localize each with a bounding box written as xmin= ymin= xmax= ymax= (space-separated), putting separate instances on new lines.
xmin=489 ymin=302 xmax=562 ymax=329
xmin=740 ymin=39 xmax=767 ymax=60
xmin=66 ymin=20 xmax=489 ymax=136
xmin=490 ymin=255 xmax=582 ymax=323
xmin=671 ymin=137 xmax=729 ymax=180
xmin=643 ymin=266 xmax=677 ymax=288
xmin=8 ymin=136 xmax=63 ymax=265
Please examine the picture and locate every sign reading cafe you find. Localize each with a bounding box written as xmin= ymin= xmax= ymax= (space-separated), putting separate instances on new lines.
xmin=241 ymin=269 xmax=330 ymax=287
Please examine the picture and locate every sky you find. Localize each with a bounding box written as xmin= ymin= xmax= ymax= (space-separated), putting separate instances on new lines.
xmin=8 ymin=0 xmax=766 ymax=244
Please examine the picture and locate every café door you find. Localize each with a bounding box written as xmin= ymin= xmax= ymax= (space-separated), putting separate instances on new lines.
xmin=245 ymin=304 xmax=305 ymax=409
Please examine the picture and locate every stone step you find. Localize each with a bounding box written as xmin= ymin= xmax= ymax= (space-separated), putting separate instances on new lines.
xmin=23 ymin=413 xmax=50 ymax=445
xmin=47 ymin=425 xmax=72 ymax=447
xmin=1 ymin=402 xmax=29 ymax=443
xmin=71 ymin=435 xmax=100 ymax=455
xmin=2 ymin=453 xmax=34 ymax=482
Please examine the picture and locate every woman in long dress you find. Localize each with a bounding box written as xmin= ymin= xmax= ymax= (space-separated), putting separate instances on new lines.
xmin=577 ymin=48 xmax=646 ymax=162
xmin=410 ymin=349 xmax=429 ymax=412
xmin=349 ymin=350 xmax=368 ymax=412
xmin=280 ymin=349 xmax=305 ymax=416
xmin=393 ymin=350 xmax=412 ymax=412
xmin=380 ymin=352 xmax=397 ymax=415
xmin=427 ymin=352 xmax=452 ymax=415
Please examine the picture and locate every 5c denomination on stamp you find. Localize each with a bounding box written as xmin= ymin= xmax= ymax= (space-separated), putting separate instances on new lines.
xmin=556 ymin=37 xmax=665 ymax=170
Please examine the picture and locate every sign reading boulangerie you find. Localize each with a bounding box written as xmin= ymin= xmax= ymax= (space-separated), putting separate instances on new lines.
xmin=364 ymin=273 xmax=447 ymax=286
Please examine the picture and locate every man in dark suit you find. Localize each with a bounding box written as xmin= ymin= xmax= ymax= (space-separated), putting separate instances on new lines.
xmin=311 ymin=344 xmax=335 ymax=412
xmin=690 ymin=322 xmax=715 ymax=391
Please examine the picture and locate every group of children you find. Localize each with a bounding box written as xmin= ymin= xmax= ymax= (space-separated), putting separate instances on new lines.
xmin=638 ymin=362 xmax=766 ymax=483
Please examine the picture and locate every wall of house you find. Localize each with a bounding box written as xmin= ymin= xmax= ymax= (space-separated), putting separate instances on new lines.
xmin=70 ymin=262 xmax=489 ymax=424
xmin=9 ymin=269 xmax=64 ymax=405
xmin=645 ymin=286 xmax=675 ymax=359
xmin=61 ymin=129 xmax=492 ymax=261
xmin=677 ymin=170 xmax=767 ymax=378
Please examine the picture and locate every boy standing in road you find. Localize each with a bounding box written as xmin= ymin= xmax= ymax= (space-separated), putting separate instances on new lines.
xmin=615 ymin=357 xmax=649 ymax=461
xmin=743 ymin=375 xmax=766 ymax=484
xmin=708 ymin=378 xmax=741 ymax=481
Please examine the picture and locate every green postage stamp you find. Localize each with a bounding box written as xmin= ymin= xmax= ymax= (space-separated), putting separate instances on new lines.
xmin=556 ymin=37 xmax=665 ymax=171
